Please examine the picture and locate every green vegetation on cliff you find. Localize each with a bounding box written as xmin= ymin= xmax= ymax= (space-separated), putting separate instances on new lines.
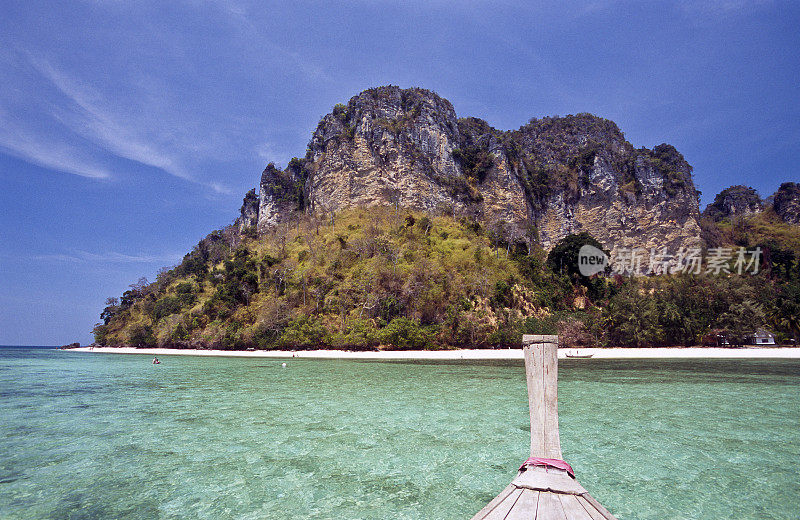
xmin=94 ymin=207 xmax=581 ymax=350
xmin=95 ymin=205 xmax=800 ymax=350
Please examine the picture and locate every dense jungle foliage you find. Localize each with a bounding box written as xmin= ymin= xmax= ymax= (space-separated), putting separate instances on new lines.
xmin=94 ymin=206 xmax=799 ymax=350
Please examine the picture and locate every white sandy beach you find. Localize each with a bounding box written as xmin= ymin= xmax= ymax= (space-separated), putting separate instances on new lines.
xmin=69 ymin=346 xmax=800 ymax=360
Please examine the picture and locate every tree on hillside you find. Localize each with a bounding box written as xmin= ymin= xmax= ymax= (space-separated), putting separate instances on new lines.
xmin=546 ymin=232 xmax=611 ymax=302
xmin=129 ymin=277 xmax=150 ymax=297
xmin=719 ymin=300 xmax=766 ymax=347
xmin=546 ymin=232 xmax=608 ymax=278
xmin=127 ymin=324 xmax=156 ymax=348
xmin=770 ymin=281 xmax=800 ymax=343
xmin=100 ymin=297 xmax=120 ymax=325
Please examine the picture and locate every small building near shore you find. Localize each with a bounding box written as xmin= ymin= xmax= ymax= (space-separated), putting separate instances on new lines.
xmin=747 ymin=329 xmax=776 ymax=346
xmin=703 ymin=328 xmax=776 ymax=347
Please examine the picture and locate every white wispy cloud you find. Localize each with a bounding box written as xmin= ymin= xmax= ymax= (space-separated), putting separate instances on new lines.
xmin=5 ymin=52 xmax=230 ymax=193
xmin=208 ymin=181 xmax=233 ymax=195
xmin=577 ymin=0 xmax=621 ymax=15
xmin=0 ymin=123 xmax=111 ymax=179
xmin=677 ymin=0 xmax=772 ymax=16
xmin=32 ymin=249 xmax=183 ymax=264
xmin=253 ymin=140 xmax=287 ymax=165
xmin=201 ymin=0 xmax=332 ymax=83
xmin=575 ymin=0 xmax=771 ymax=17
xmin=27 ymin=56 xmax=193 ymax=182
xmin=0 ymin=53 xmax=112 ymax=179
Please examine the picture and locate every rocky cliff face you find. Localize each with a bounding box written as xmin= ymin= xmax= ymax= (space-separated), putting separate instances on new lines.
xmin=506 ymin=116 xmax=701 ymax=252
xmin=772 ymin=182 xmax=800 ymax=224
xmin=237 ymin=189 xmax=259 ymax=232
xmin=241 ymin=86 xmax=704 ymax=253
xmin=698 ymin=183 xmax=800 ymax=226
xmin=703 ymin=185 xmax=764 ymax=222
xmin=305 ymin=87 xmax=465 ymax=218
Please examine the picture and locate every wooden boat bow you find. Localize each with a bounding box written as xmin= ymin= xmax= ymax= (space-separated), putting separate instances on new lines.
xmin=470 ymin=335 xmax=618 ymax=520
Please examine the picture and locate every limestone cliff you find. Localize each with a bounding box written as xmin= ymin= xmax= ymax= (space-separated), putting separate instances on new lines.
xmin=703 ymin=185 xmax=764 ymax=222
xmin=237 ymin=188 xmax=259 ymax=232
xmin=772 ymin=182 xmax=800 ymax=224
xmin=698 ymin=183 xmax=800 ymax=226
xmin=241 ymin=86 xmax=703 ymax=254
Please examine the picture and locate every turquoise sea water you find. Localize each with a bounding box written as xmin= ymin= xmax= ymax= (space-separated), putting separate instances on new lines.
xmin=1 ymin=348 xmax=798 ymax=520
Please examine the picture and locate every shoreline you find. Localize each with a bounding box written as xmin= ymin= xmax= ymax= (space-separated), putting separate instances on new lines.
xmin=67 ymin=346 xmax=800 ymax=360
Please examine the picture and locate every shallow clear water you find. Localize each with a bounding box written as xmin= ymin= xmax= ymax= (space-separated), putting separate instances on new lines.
xmin=1 ymin=348 xmax=798 ymax=520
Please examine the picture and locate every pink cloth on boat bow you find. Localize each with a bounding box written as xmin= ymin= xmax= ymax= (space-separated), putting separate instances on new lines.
xmin=519 ymin=457 xmax=575 ymax=478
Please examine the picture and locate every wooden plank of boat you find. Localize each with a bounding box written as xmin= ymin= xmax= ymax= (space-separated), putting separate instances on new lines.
xmin=573 ymin=496 xmax=608 ymax=520
xmin=504 ymin=490 xmax=540 ymax=520
xmin=574 ymin=495 xmax=608 ymax=520
xmin=537 ymin=490 xmax=568 ymax=519
xmin=578 ymin=493 xmax=617 ymax=520
xmin=543 ymin=344 xmax=561 ymax=459
xmin=512 ymin=466 xmax=586 ymax=495
xmin=558 ymin=493 xmax=595 ymax=520
xmin=527 ymin=334 xmax=546 ymax=457
xmin=469 ymin=483 xmax=517 ymax=519
xmin=480 ymin=487 xmax=524 ymax=519
xmin=470 ymin=335 xmax=618 ymax=520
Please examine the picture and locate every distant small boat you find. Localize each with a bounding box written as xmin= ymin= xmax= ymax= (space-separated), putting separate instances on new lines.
xmin=565 ymin=349 xmax=593 ymax=358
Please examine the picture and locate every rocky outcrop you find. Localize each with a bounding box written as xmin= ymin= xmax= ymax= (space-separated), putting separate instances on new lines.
xmin=236 ymin=189 xmax=259 ymax=232
xmin=698 ymin=183 xmax=800 ymax=227
xmin=256 ymin=163 xmax=304 ymax=230
xmin=239 ymin=86 xmax=704 ymax=253
xmin=506 ymin=117 xmax=702 ymax=252
xmin=703 ymin=185 xmax=763 ymax=222
xmin=772 ymin=182 xmax=800 ymax=224
xmin=304 ymin=87 xmax=466 ymax=219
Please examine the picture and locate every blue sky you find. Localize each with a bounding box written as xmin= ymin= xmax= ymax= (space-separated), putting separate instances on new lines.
xmin=1 ymin=0 xmax=798 ymax=345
